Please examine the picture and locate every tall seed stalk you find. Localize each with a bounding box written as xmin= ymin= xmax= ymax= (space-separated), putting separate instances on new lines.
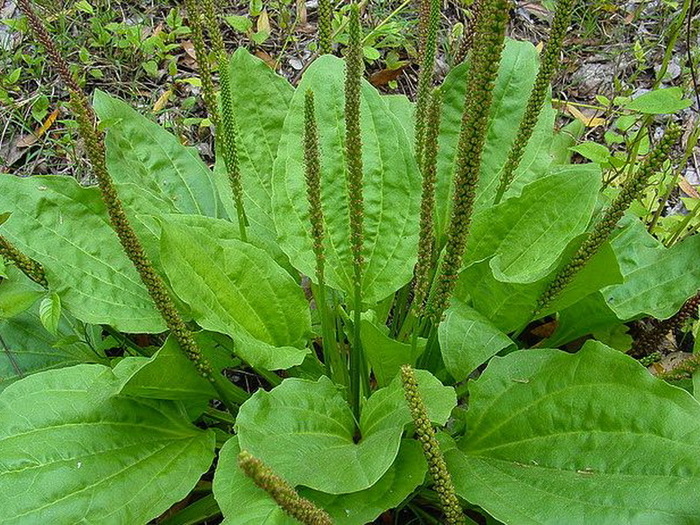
xmin=493 ymin=0 xmax=574 ymax=204
xmin=345 ymin=3 xmax=368 ymax=417
xmin=16 ymin=0 xmax=248 ymax=411
xmin=196 ymin=0 xmax=249 ymax=241
xmin=317 ymin=0 xmax=333 ymax=54
xmin=414 ymin=0 xmax=441 ymax=166
xmin=529 ymin=125 xmax=681 ymax=325
xmin=425 ymin=0 xmax=510 ymax=323
xmin=0 ymin=235 xmax=48 ymax=287
xmin=303 ymin=90 xmax=347 ymax=388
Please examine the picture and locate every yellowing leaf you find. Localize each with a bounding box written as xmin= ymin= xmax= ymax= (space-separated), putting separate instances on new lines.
xmin=564 ymin=103 xmax=606 ymax=127
xmin=152 ymin=89 xmax=173 ymax=112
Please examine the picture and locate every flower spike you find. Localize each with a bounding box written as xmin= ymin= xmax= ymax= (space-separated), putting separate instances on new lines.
xmin=401 ymin=365 xmax=465 ymax=524
xmin=238 ymin=451 xmax=333 ymax=525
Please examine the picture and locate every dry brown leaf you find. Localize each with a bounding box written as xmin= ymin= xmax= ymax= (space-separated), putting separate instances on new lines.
xmin=296 ymin=0 xmax=307 ymax=24
xmin=181 ymin=40 xmax=197 ymax=60
xmin=370 ymin=66 xmax=406 ymax=87
xmin=530 ymin=320 xmax=558 ymax=339
xmin=14 ymin=134 xmax=38 ymax=149
xmin=255 ymin=50 xmax=277 ymax=69
xmin=679 ymin=177 xmax=700 ymax=199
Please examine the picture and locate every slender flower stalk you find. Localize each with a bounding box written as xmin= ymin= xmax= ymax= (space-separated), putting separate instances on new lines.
xmin=401 ymin=365 xmax=465 ymax=525
xmin=304 ymin=90 xmax=347 ymax=387
xmin=199 ymin=0 xmax=248 ymax=241
xmin=413 ymin=89 xmax=442 ymax=313
xmin=493 ymin=0 xmax=574 ymax=204
xmin=183 ymin=0 xmax=220 ymax=129
xmin=0 ymin=235 xmax=48 ymax=287
xmin=425 ymin=0 xmax=510 ymax=323
xmin=533 ymin=124 xmax=681 ymax=319
xmin=415 ymin=0 xmax=441 ymax=166
xmin=345 ymin=3 xmax=367 ymax=417
xmin=453 ymin=0 xmax=482 ymax=65
xmin=238 ymin=451 xmax=333 ymax=525
xmin=318 ymin=0 xmax=333 ymax=54
xmin=17 ymin=0 xmax=248 ymax=410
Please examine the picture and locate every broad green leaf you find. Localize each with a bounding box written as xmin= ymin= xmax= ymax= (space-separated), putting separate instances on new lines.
xmin=273 ymin=55 xmax=421 ymax=304
xmin=0 ymin=175 xmax=164 ymax=332
xmin=138 ymin=213 xmax=295 ymax=276
xmin=360 ymin=313 xmax=425 ymax=387
xmin=236 ymin=370 xmax=454 ymax=494
xmin=447 ymin=341 xmax=700 ymax=524
xmin=465 ymin=165 xmax=601 ymax=283
xmin=438 ymin=298 xmax=513 ymax=381
xmin=94 ymin=90 xmax=224 ymax=219
xmin=160 ymin=219 xmax=310 ymax=370
xmin=382 ymin=94 xmax=415 ymax=148
xmin=459 ymin=239 xmax=622 ymax=332
xmin=549 ymin=119 xmax=585 ymax=165
xmin=569 ymin=141 xmax=611 ymax=164
xmin=542 ymin=292 xmax=621 ymax=348
xmin=38 ymin=292 xmax=61 ymax=335
xmin=435 ymin=39 xmax=555 ymax=241
xmin=0 ymin=267 xmax=43 ymax=319
xmin=606 ymin=219 xmax=700 ymax=320
xmin=0 ymin=310 xmax=102 ymax=392
xmin=0 ymin=364 xmax=215 ymax=524
xmin=107 ymin=332 xmax=237 ymax=403
xmin=214 ymin=49 xmax=294 ymax=259
xmin=0 ymin=256 xmax=5 ymax=278
xmin=623 ymin=87 xmax=693 ymax=114
xmin=214 ymin=437 xmax=427 ymax=525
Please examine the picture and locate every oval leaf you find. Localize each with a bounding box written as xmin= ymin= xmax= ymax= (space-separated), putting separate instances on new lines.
xmin=0 ymin=364 xmax=215 ymax=524
xmin=159 ymin=219 xmax=311 ymax=370
xmin=435 ymin=39 xmax=555 ymax=241
xmin=236 ymin=370 xmax=454 ymax=494
xmin=273 ymin=55 xmax=420 ymax=304
xmin=0 ymin=175 xmax=164 ymax=333
xmin=447 ymin=341 xmax=700 ymax=524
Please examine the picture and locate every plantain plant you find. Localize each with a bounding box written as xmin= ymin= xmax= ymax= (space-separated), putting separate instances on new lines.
xmin=1 ymin=1 xmax=700 ymax=524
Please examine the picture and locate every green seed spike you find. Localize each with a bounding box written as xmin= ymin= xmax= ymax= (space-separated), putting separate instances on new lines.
xmin=304 ymin=91 xmax=325 ymax=273
xmin=17 ymin=0 xmax=248 ymax=410
xmin=198 ymin=0 xmax=249 ymax=241
xmin=0 ymin=235 xmax=48 ymax=287
xmin=303 ymin=90 xmax=346 ymax=385
xmin=238 ymin=451 xmax=333 ymax=525
xmin=183 ymin=0 xmax=220 ymax=129
xmin=426 ymin=0 xmax=510 ymax=323
xmin=415 ymin=0 xmax=441 ymax=167
xmin=413 ymin=89 xmax=442 ymax=313
xmin=345 ymin=4 xmax=365 ymax=277
xmin=453 ymin=0 xmax=482 ymax=65
xmin=318 ymin=0 xmax=333 ymax=54
xmin=345 ymin=3 xmax=367 ymax=417
xmin=493 ymin=0 xmax=574 ymax=204
xmin=534 ymin=124 xmax=681 ymax=318
xmin=401 ymin=365 xmax=465 ymax=525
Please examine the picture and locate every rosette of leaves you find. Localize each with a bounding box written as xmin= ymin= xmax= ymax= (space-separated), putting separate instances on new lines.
xmin=1 ymin=9 xmax=700 ymax=524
